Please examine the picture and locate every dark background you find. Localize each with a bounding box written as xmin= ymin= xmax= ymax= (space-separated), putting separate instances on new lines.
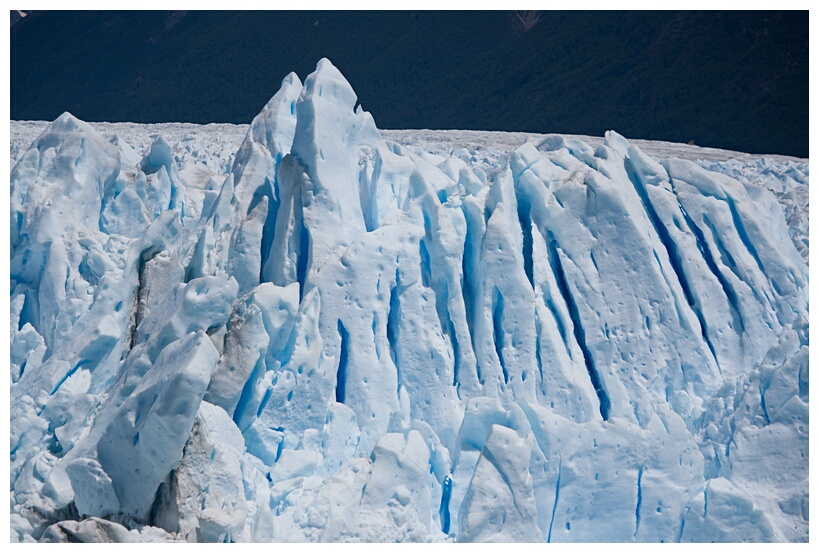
xmin=10 ymin=10 xmax=809 ymax=157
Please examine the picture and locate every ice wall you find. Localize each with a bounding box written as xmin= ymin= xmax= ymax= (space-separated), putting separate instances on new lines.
xmin=9 ymin=59 xmax=809 ymax=543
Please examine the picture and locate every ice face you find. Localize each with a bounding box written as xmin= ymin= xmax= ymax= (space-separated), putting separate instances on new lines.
xmin=9 ymin=59 xmax=809 ymax=543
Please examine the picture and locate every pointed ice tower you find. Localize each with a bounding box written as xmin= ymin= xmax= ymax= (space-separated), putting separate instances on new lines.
xmin=266 ymin=58 xmax=373 ymax=296
xmin=190 ymin=72 xmax=302 ymax=290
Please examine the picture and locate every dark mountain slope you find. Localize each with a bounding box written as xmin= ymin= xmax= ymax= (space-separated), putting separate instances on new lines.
xmin=10 ymin=10 xmax=808 ymax=157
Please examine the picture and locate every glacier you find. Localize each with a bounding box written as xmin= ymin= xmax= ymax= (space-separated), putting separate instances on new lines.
xmin=9 ymin=58 xmax=809 ymax=543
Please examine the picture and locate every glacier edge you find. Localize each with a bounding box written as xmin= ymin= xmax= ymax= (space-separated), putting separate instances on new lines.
xmin=9 ymin=58 xmax=809 ymax=543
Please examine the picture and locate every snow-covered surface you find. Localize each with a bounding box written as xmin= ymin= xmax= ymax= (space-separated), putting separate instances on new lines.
xmin=9 ymin=59 xmax=809 ymax=543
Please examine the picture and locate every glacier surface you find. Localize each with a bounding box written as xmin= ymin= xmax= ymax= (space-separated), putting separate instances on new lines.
xmin=9 ymin=59 xmax=809 ymax=543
